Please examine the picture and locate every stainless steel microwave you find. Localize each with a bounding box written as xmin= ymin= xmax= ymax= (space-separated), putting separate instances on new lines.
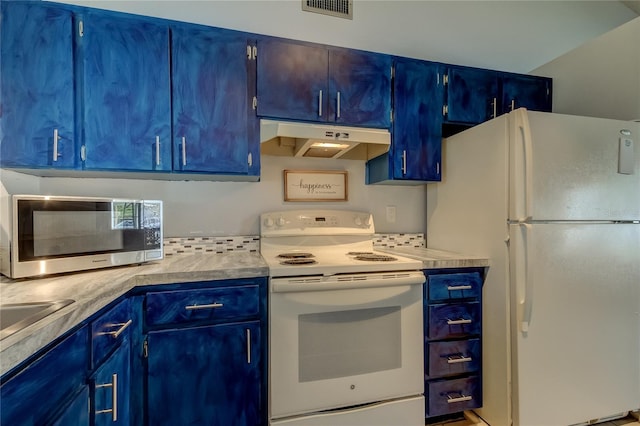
xmin=1 ymin=195 xmax=163 ymax=279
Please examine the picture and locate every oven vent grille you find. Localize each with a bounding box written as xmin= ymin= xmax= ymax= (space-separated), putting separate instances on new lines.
xmin=288 ymin=277 xmax=323 ymax=284
xmin=302 ymin=0 xmax=353 ymax=20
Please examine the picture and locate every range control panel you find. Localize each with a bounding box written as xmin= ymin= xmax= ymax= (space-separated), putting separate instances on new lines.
xmin=261 ymin=210 xmax=374 ymax=236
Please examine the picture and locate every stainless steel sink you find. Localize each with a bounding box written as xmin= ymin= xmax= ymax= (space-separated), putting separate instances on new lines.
xmin=0 ymin=299 xmax=75 ymax=340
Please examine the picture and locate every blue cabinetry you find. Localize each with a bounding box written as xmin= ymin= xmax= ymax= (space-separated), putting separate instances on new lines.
xmin=444 ymin=66 xmax=499 ymax=125
xmin=257 ymin=38 xmax=391 ymax=128
xmin=142 ymin=278 xmax=267 ymax=425
xmin=423 ymin=268 xmax=485 ymax=419
xmin=79 ymin=11 xmax=171 ymax=172
xmin=0 ymin=2 xmax=78 ymax=169
xmin=171 ymin=24 xmax=258 ymax=176
xmin=367 ymin=58 xmax=444 ymax=184
xmin=0 ymin=326 xmax=89 ymax=425
xmin=500 ymin=72 xmax=552 ymax=114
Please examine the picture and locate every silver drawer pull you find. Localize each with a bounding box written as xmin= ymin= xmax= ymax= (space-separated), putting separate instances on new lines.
xmin=99 ymin=319 xmax=132 ymax=339
xmin=446 ymin=393 xmax=472 ymax=404
xmin=185 ymin=302 xmax=224 ymax=311
xmin=447 ymin=285 xmax=472 ymax=291
xmin=447 ymin=355 xmax=472 ymax=364
xmin=95 ymin=373 xmax=118 ymax=421
xmin=446 ymin=318 xmax=472 ymax=325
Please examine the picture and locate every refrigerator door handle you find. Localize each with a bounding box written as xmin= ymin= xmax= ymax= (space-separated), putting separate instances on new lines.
xmin=515 ymin=223 xmax=534 ymax=333
xmin=515 ymin=108 xmax=534 ymax=221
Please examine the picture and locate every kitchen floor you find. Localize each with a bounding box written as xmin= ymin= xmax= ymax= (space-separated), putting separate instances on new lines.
xmin=428 ymin=411 xmax=640 ymax=426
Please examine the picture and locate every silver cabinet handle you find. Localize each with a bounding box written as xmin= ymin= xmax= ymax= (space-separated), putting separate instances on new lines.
xmin=181 ymin=136 xmax=187 ymax=166
xmin=447 ymin=285 xmax=472 ymax=291
xmin=446 ymin=318 xmax=472 ymax=325
xmin=96 ymin=373 xmax=118 ymax=421
xmin=336 ymin=91 xmax=341 ymax=118
xmin=53 ymin=128 xmax=59 ymax=162
xmin=447 ymin=355 xmax=473 ymax=364
xmin=401 ymin=150 xmax=407 ymax=175
xmin=100 ymin=319 xmax=133 ymax=339
xmin=511 ymin=99 xmax=515 ymax=111
xmin=185 ymin=302 xmax=224 ymax=310
xmin=155 ymin=136 xmax=160 ymax=166
xmin=318 ymin=90 xmax=323 ymax=117
xmin=246 ymin=328 xmax=251 ymax=364
xmin=491 ymin=97 xmax=497 ymax=118
xmin=447 ymin=393 xmax=472 ymax=404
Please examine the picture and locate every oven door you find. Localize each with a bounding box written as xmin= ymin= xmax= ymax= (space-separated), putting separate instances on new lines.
xmin=269 ymin=271 xmax=425 ymax=420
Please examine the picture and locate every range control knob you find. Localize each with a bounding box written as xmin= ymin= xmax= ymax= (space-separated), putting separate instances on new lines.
xmin=276 ymin=216 xmax=286 ymax=227
xmin=263 ymin=217 xmax=275 ymax=228
xmin=354 ymin=216 xmax=363 ymax=226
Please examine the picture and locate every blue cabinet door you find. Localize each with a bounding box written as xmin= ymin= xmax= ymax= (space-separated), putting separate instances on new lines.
xmin=147 ymin=321 xmax=261 ymax=426
xmin=0 ymin=2 xmax=77 ymax=169
xmin=328 ymin=48 xmax=392 ymax=128
xmin=80 ymin=11 xmax=171 ymax=172
xmin=92 ymin=341 xmax=131 ymax=426
xmin=172 ymin=25 xmax=252 ymax=174
xmin=500 ymin=73 xmax=552 ymax=114
xmin=366 ymin=59 xmax=443 ymax=184
xmin=50 ymin=386 xmax=90 ymax=426
xmin=257 ymin=38 xmax=327 ymax=122
xmin=446 ymin=66 xmax=499 ymax=125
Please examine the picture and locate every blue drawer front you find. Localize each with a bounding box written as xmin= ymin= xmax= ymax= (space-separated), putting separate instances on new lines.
xmin=427 ymin=375 xmax=481 ymax=417
xmin=91 ymin=298 xmax=131 ymax=369
xmin=428 ymin=272 xmax=481 ymax=302
xmin=146 ymin=285 xmax=259 ymax=326
xmin=427 ymin=338 xmax=480 ymax=379
xmin=428 ymin=302 xmax=481 ymax=339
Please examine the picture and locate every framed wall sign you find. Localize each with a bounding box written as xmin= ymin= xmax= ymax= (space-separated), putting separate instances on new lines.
xmin=284 ymin=170 xmax=348 ymax=202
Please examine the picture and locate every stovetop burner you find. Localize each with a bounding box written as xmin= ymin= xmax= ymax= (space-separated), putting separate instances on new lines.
xmin=277 ymin=252 xmax=315 ymax=259
xmin=353 ymin=254 xmax=398 ymax=262
xmin=280 ymin=258 xmax=318 ymax=265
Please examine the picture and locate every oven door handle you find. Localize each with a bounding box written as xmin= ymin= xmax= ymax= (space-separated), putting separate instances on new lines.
xmin=270 ymin=271 xmax=425 ymax=293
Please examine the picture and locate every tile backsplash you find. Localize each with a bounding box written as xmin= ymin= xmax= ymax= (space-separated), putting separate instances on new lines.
xmin=163 ymin=233 xmax=424 ymax=255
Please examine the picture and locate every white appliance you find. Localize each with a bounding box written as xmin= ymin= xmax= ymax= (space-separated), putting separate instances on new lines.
xmin=260 ymin=209 xmax=426 ymax=426
xmin=426 ymin=108 xmax=640 ymax=426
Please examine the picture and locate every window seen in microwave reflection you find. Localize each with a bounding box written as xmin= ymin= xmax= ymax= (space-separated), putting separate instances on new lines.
xmin=111 ymin=202 xmax=139 ymax=229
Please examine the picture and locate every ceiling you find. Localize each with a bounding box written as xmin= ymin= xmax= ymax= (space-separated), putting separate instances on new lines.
xmin=57 ymin=0 xmax=640 ymax=74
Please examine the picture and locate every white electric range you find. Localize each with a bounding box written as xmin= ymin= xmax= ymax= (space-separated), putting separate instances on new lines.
xmin=261 ymin=209 xmax=425 ymax=426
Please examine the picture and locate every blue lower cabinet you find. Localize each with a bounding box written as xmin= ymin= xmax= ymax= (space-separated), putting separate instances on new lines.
xmin=146 ymin=321 xmax=261 ymax=425
xmin=50 ymin=386 xmax=91 ymax=426
xmin=92 ymin=341 xmax=131 ymax=426
xmin=0 ymin=326 xmax=89 ymax=425
xmin=424 ymin=268 xmax=485 ymax=418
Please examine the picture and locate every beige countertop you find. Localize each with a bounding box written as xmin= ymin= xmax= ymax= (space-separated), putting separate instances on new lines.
xmin=0 ymin=247 xmax=487 ymax=376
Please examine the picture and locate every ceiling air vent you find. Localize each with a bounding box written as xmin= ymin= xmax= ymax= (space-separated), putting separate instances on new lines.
xmin=302 ymin=0 xmax=353 ymax=20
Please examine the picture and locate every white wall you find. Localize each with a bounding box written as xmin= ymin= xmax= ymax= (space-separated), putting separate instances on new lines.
xmin=533 ymin=17 xmax=640 ymax=120
xmin=0 ymin=155 xmax=427 ymax=237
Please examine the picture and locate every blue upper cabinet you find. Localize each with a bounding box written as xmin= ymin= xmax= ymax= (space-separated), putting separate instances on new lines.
xmin=172 ymin=24 xmax=255 ymax=175
xmin=0 ymin=2 xmax=78 ymax=169
xmin=328 ymin=48 xmax=392 ymax=127
xmin=79 ymin=11 xmax=172 ymax=172
xmin=367 ymin=58 xmax=444 ymax=184
xmin=500 ymin=72 xmax=552 ymax=114
xmin=257 ymin=38 xmax=392 ymax=128
xmin=444 ymin=66 xmax=499 ymax=125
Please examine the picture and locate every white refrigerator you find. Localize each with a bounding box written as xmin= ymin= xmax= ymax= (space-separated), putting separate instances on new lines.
xmin=426 ymin=109 xmax=640 ymax=426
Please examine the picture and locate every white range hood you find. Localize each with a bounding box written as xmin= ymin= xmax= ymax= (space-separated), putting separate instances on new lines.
xmin=260 ymin=119 xmax=391 ymax=161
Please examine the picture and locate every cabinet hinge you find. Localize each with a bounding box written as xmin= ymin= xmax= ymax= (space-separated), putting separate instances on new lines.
xmin=78 ymin=20 xmax=84 ymax=37
xmin=443 ymin=105 xmax=448 ymax=116
xmin=247 ymin=45 xmax=257 ymax=60
xmin=252 ymin=96 xmax=257 ymax=110
xmin=443 ymin=74 xmax=449 ymax=86
xmin=143 ymin=339 xmax=148 ymax=358
xmin=390 ymin=109 xmax=393 ymax=124
xmin=80 ymin=145 xmax=86 ymax=161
